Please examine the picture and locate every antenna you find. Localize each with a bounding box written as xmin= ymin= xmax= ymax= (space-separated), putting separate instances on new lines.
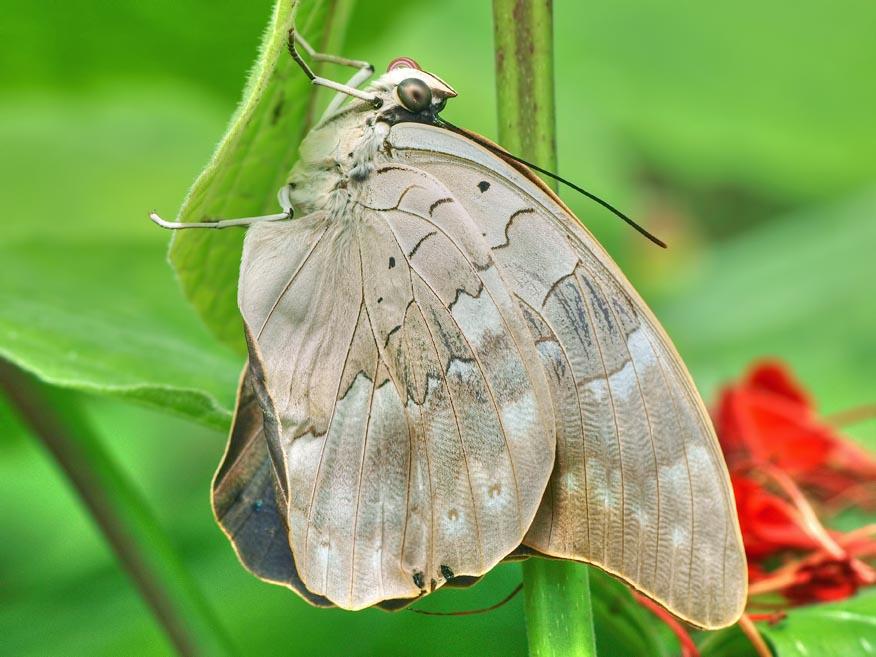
xmin=436 ymin=118 xmax=667 ymax=248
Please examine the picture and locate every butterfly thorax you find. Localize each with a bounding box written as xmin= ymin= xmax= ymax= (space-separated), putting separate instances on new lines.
xmin=278 ymin=67 xmax=457 ymax=225
xmin=281 ymin=111 xmax=389 ymax=225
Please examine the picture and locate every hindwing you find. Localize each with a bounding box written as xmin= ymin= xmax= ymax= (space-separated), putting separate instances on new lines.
xmin=386 ymin=122 xmax=747 ymax=629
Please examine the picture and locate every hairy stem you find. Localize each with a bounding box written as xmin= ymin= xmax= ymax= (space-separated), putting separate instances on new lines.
xmin=492 ymin=1 xmax=598 ymax=655
xmin=0 ymin=360 xmax=237 ymax=657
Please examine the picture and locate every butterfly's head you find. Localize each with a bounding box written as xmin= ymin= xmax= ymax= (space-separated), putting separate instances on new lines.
xmin=370 ymin=57 xmax=457 ymax=125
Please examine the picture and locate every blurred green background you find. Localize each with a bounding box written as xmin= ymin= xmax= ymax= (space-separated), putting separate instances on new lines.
xmin=1 ymin=1 xmax=874 ymax=655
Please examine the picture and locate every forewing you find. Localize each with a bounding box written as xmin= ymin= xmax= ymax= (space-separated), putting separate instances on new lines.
xmin=237 ymin=178 xmax=554 ymax=610
xmin=387 ymin=122 xmax=746 ymax=629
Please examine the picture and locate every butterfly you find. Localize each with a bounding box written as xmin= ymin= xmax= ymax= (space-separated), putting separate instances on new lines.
xmin=152 ymin=28 xmax=746 ymax=629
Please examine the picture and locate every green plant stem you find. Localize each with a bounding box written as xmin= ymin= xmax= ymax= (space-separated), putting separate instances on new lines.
xmin=493 ymin=0 xmax=557 ymax=174
xmin=0 ymin=360 xmax=237 ymax=657
xmin=523 ymin=560 xmax=598 ymax=657
xmin=492 ymin=1 xmax=598 ymax=655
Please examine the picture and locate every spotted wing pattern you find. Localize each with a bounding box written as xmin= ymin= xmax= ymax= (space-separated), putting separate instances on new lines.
xmin=386 ymin=122 xmax=747 ymax=629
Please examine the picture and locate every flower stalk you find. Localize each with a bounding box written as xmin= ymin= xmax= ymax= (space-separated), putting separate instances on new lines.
xmin=492 ymin=1 xmax=598 ymax=655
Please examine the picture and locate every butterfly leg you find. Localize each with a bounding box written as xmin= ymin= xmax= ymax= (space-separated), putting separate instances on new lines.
xmin=148 ymin=208 xmax=292 ymax=230
xmin=287 ymin=28 xmax=379 ymax=109
xmin=290 ymin=29 xmax=372 ymax=75
xmin=323 ymin=63 xmax=375 ymax=117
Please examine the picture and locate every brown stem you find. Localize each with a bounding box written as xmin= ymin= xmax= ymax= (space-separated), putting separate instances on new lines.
xmin=738 ymin=614 xmax=773 ymax=657
xmin=758 ymin=463 xmax=845 ymax=559
xmin=824 ymin=403 xmax=876 ymax=428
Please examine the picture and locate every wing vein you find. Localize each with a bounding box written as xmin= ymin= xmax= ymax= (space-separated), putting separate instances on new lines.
xmin=355 ymin=234 xmax=427 ymax=597
xmin=378 ymin=208 xmax=530 ymax=537
xmin=412 ymin=297 xmax=486 ymax=570
xmin=256 ymin=224 xmax=330 ymax=339
xmin=515 ymin=293 xmax=591 ymax=554
xmin=300 ymin=295 xmax=364 ymax=581
xmin=348 ymin=349 xmax=380 ymax=603
xmin=592 ymin=273 xmax=661 ymax=587
xmin=642 ymin=329 xmax=695 ymax=616
xmin=409 ymin=267 xmax=524 ymax=536
xmin=386 ymin=205 xmax=546 ymax=456
xmin=569 ymin=267 xmax=625 ymax=568
xmin=656 ymin=339 xmax=738 ymax=621
xmin=347 ymin=240 xmax=384 ymax=605
xmin=398 ymin=302 xmax=436 ymax=582
xmin=375 ymin=211 xmax=488 ymax=569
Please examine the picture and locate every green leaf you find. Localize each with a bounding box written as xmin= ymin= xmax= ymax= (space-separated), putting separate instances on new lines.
xmin=763 ymin=590 xmax=876 ymax=656
xmin=168 ymin=0 xmax=357 ymax=352
xmin=696 ymin=625 xmax=758 ymax=657
xmin=589 ymin=569 xmax=674 ymax=657
xmin=0 ymin=241 xmax=240 ymax=430
xmin=700 ymin=590 xmax=876 ymax=657
xmin=0 ymin=0 xmax=361 ymax=429
xmin=0 ymin=88 xmax=246 ymax=430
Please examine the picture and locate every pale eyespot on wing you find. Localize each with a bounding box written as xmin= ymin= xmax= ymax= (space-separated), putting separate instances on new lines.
xmin=234 ymin=166 xmax=555 ymax=610
xmin=386 ymin=122 xmax=747 ymax=629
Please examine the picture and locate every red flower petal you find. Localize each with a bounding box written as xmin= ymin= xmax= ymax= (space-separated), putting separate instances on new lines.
xmin=732 ymin=476 xmax=820 ymax=560
xmin=783 ymin=558 xmax=862 ymax=605
xmin=715 ymin=361 xmax=876 ymax=508
xmin=746 ymin=361 xmax=811 ymax=407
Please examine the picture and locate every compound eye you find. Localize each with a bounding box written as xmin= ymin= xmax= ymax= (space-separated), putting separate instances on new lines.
xmin=396 ymin=78 xmax=432 ymax=113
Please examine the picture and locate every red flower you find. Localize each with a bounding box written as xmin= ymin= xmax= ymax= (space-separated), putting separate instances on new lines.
xmin=715 ymin=360 xmax=876 ymax=509
xmin=643 ymin=360 xmax=875 ymax=656
xmin=731 ymin=476 xmax=820 ymax=562
xmin=713 ymin=360 xmax=876 ymax=608
xmin=783 ymin=558 xmax=865 ymax=604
